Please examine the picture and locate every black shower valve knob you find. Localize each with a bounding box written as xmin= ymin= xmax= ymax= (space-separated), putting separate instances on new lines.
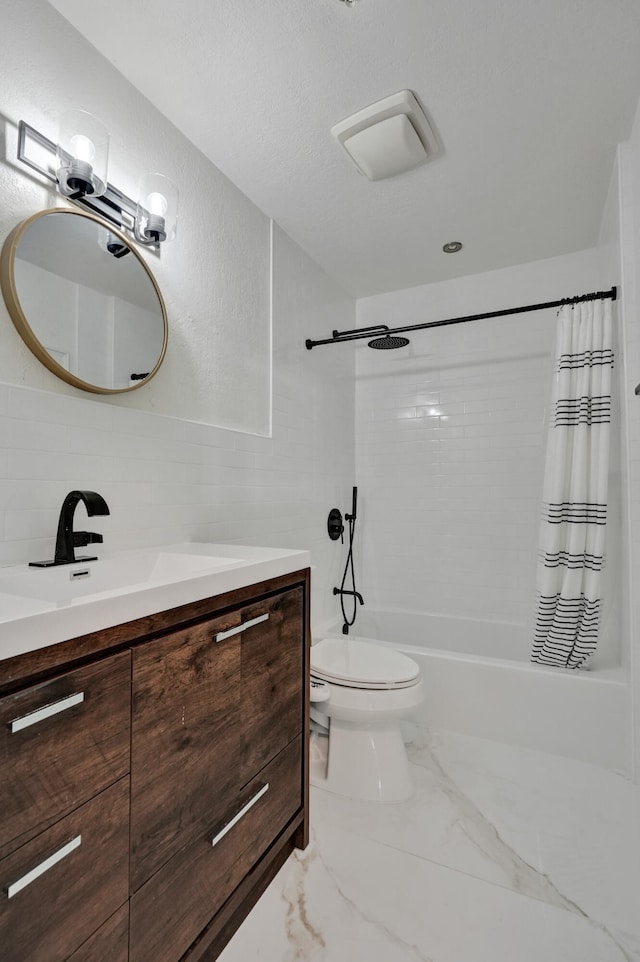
xmin=327 ymin=508 xmax=344 ymax=542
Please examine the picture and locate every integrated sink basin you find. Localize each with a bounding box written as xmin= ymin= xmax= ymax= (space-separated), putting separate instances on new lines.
xmin=0 ymin=542 xmax=310 ymax=662
xmin=0 ymin=548 xmax=245 ymax=603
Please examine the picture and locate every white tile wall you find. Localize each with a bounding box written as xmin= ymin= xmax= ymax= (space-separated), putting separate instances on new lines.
xmin=355 ymin=250 xmax=620 ymax=651
xmin=355 ymin=312 xmax=554 ymax=625
xmin=0 ymin=225 xmax=356 ymax=630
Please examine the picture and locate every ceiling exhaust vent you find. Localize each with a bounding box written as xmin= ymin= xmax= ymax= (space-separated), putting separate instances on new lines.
xmin=331 ymin=90 xmax=439 ymax=181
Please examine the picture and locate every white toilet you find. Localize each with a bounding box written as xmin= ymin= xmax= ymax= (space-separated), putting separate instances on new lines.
xmin=310 ymin=637 xmax=424 ymax=803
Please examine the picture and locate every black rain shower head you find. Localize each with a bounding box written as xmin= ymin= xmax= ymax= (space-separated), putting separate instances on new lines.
xmin=367 ymin=334 xmax=410 ymax=350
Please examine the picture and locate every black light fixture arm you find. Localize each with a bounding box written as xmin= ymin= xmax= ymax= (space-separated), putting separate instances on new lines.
xmin=305 ymin=286 xmax=617 ymax=350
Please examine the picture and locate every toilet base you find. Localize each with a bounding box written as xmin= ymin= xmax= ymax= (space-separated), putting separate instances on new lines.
xmin=310 ymin=717 xmax=414 ymax=803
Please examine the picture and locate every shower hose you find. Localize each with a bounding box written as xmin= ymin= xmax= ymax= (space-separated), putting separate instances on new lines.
xmin=335 ymin=487 xmax=363 ymax=634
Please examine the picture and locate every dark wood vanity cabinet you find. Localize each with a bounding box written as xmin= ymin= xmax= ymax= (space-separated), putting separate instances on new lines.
xmin=0 ymin=569 xmax=310 ymax=962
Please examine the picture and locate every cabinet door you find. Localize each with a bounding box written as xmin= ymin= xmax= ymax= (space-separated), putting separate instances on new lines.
xmin=0 ymin=651 xmax=131 ymax=857
xmin=131 ymin=585 xmax=305 ymax=893
xmin=130 ymin=737 xmax=302 ymax=962
xmin=130 ymin=616 xmax=242 ymax=891
xmin=239 ymin=587 xmax=304 ymax=783
xmin=0 ymin=777 xmax=129 ymax=962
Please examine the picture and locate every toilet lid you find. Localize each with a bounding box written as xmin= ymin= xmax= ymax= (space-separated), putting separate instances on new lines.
xmin=311 ymin=638 xmax=420 ymax=688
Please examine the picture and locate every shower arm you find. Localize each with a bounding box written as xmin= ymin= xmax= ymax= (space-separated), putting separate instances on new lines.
xmin=305 ymin=287 xmax=617 ymax=350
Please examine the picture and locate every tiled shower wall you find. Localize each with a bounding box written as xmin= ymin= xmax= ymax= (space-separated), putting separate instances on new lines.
xmin=355 ymin=249 xmax=621 ymax=658
xmin=0 ymin=226 xmax=356 ymax=629
xmin=355 ymin=315 xmax=552 ymax=626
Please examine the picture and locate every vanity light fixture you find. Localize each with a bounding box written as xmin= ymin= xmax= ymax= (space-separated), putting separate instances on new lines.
xmin=56 ymin=109 xmax=109 ymax=199
xmin=17 ymin=115 xmax=178 ymax=248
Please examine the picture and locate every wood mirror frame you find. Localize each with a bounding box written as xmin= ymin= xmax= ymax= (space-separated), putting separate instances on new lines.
xmin=0 ymin=208 xmax=168 ymax=395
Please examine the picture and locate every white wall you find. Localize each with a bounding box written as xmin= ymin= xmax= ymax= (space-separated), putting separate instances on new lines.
xmin=0 ymin=3 xmax=356 ymax=631
xmin=613 ymin=94 xmax=640 ymax=779
xmin=356 ymin=249 xmax=622 ymax=668
xmin=598 ymin=150 xmax=626 ymax=677
xmin=0 ymin=0 xmax=270 ymax=434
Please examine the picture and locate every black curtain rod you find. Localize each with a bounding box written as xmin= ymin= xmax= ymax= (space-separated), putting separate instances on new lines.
xmin=305 ymin=286 xmax=617 ymax=350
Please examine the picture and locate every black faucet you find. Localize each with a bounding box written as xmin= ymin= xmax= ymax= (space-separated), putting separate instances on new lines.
xmin=29 ymin=490 xmax=110 ymax=568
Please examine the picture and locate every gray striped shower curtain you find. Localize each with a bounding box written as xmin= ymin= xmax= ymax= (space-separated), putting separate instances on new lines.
xmin=531 ymin=298 xmax=613 ymax=669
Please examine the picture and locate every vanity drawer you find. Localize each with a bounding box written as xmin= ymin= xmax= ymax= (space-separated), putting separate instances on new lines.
xmin=0 ymin=776 xmax=130 ymax=962
xmin=0 ymin=650 xmax=131 ymax=855
xmin=130 ymin=736 xmax=303 ymax=962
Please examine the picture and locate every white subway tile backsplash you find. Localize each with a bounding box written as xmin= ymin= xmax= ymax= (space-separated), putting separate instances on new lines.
xmin=5 ymin=449 xmax=115 ymax=483
xmin=0 ymin=418 xmax=69 ymax=452
xmin=7 ymin=387 xmax=115 ymax=432
xmin=109 ymin=406 xmax=177 ymax=440
xmin=5 ymin=508 xmax=60 ymax=542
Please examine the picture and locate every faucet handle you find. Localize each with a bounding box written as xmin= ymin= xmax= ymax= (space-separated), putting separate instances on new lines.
xmin=73 ymin=531 xmax=104 ymax=547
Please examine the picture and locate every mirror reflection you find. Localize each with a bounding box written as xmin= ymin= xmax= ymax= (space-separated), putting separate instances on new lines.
xmin=1 ymin=209 xmax=167 ymax=394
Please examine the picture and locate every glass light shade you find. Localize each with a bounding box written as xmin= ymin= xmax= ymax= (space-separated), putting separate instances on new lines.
xmin=56 ymin=109 xmax=109 ymax=198
xmin=135 ymin=173 xmax=179 ymax=244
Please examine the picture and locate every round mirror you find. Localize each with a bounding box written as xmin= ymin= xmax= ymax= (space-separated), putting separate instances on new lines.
xmin=0 ymin=208 xmax=167 ymax=394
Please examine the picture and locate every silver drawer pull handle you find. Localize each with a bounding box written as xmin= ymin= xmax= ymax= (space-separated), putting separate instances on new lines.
xmin=215 ymin=613 xmax=269 ymax=643
xmin=210 ymin=783 xmax=269 ymax=848
xmin=9 ymin=691 xmax=85 ymax=734
xmin=6 ymin=835 xmax=82 ymax=899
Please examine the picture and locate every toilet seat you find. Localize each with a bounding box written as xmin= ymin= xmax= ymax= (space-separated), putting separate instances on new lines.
xmin=311 ymin=638 xmax=420 ymax=690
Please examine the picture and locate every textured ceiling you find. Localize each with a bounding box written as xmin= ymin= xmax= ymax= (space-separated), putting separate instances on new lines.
xmin=48 ymin=0 xmax=640 ymax=296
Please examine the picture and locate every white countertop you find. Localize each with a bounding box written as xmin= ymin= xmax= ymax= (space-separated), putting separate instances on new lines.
xmin=0 ymin=543 xmax=310 ymax=663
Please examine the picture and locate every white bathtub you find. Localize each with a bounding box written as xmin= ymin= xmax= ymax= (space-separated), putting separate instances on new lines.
xmin=322 ymin=609 xmax=630 ymax=773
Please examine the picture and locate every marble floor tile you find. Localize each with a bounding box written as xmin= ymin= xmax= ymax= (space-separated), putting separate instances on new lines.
xmin=423 ymin=730 xmax=640 ymax=957
xmin=219 ymin=823 xmax=629 ymax=962
xmin=217 ymin=729 xmax=640 ymax=962
xmin=311 ymin=735 xmax=569 ymax=906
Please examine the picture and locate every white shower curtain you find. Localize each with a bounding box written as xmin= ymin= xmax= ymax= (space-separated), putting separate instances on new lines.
xmin=531 ymin=298 xmax=613 ymax=669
